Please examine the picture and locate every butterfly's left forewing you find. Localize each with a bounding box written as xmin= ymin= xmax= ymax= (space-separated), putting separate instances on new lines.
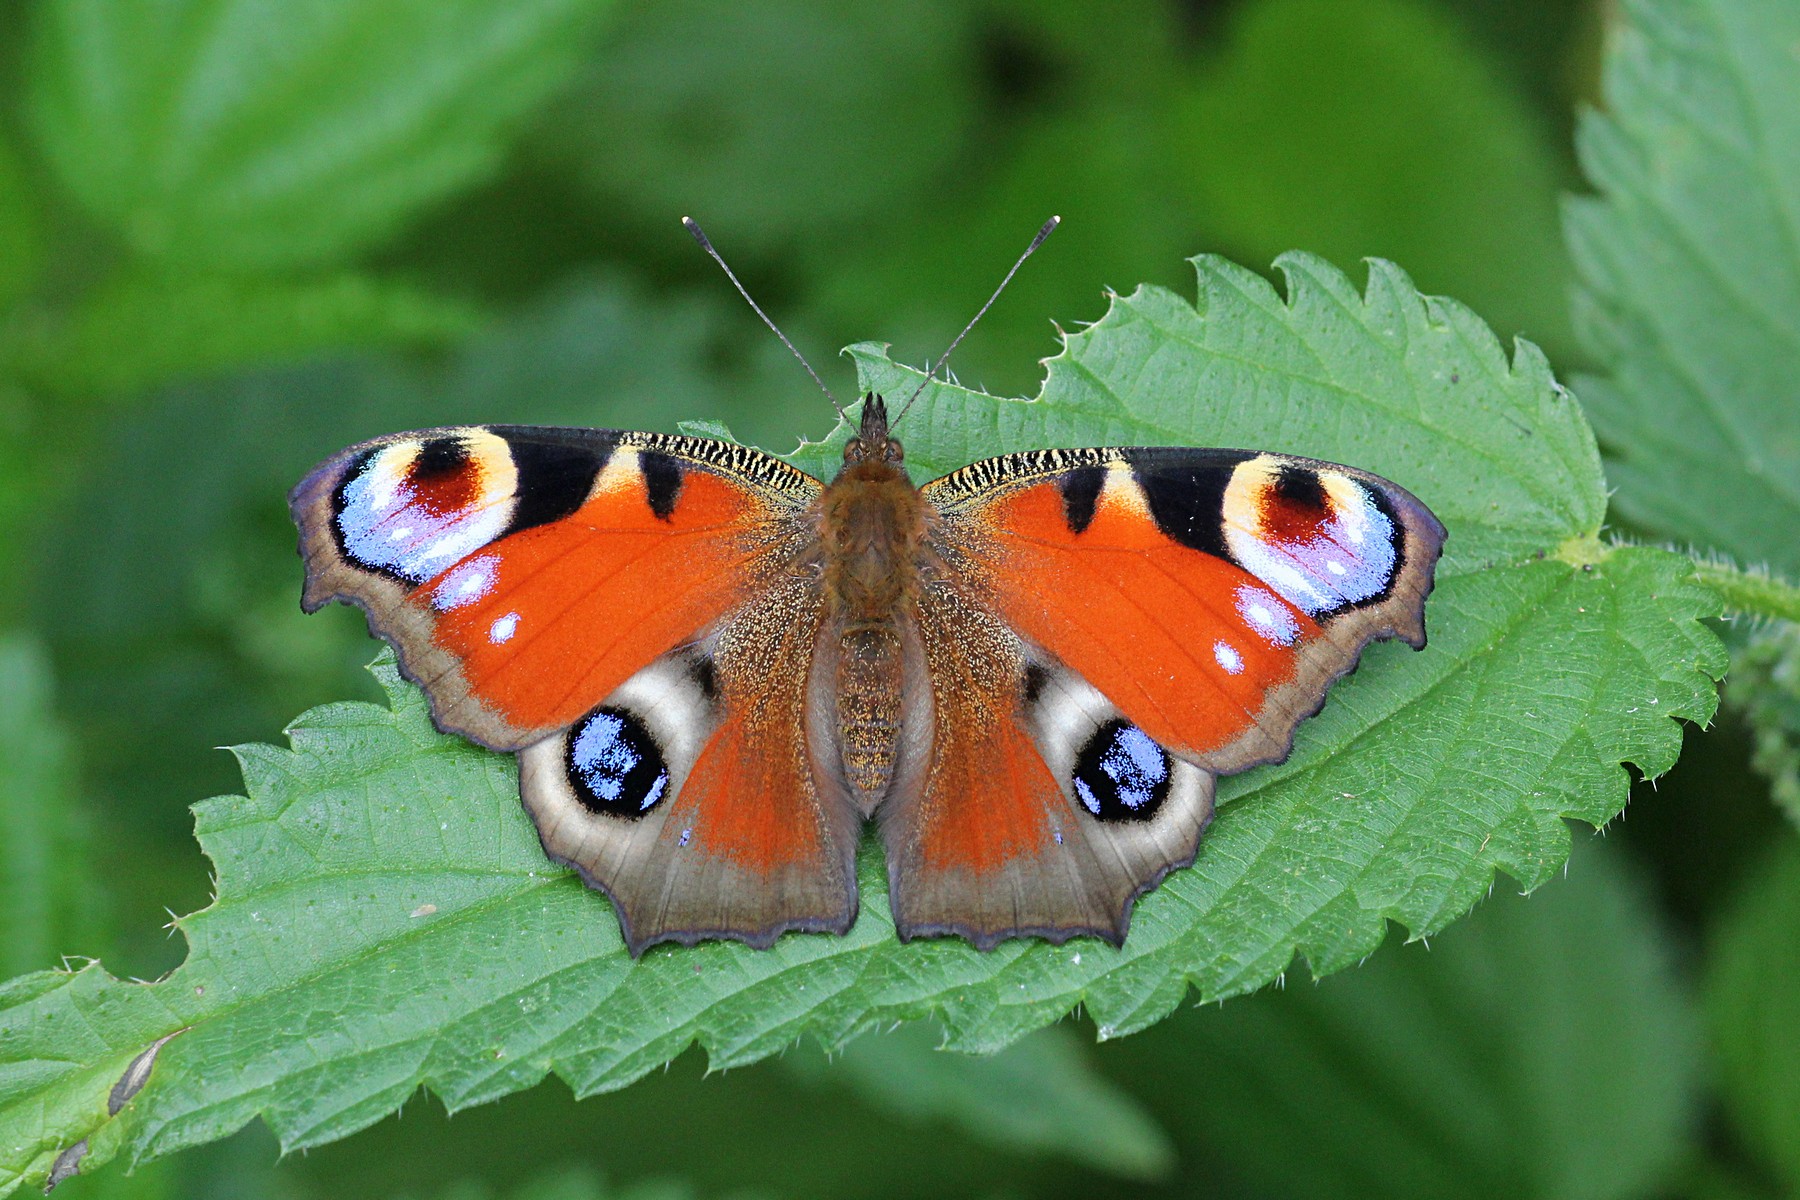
xmin=291 ymin=425 xmax=821 ymax=749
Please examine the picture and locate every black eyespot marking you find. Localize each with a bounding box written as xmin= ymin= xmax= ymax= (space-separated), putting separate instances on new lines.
xmin=331 ymin=438 xmax=483 ymax=582
xmin=404 ymin=436 xmax=480 ymax=519
xmin=641 ymin=451 xmax=684 ymax=521
xmin=1273 ymin=464 xmax=1330 ymax=512
xmin=1022 ymin=663 xmax=1050 ymax=705
xmin=1072 ymin=719 xmax=1171 ymax=823
xmin=411 ymin=436 xmax=469 ymax=481
xmin=689 ymin=656 xmax=719 ymax=702
xmin=1058 ymin=466 xmax=1105 ymax=534
xmin=566 ymin=707 xmax=670 ymax=819
xmin=500 ymin=430 xmax=611 ymax=534
xmin=1128 ymin=449 xmax=1255 ymax=559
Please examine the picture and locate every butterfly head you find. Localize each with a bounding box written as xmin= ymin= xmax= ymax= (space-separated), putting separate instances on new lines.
xmin=842 ymin=394 xmax=904 ymax=467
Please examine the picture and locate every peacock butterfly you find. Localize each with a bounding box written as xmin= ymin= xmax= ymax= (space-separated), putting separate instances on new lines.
xmin=290 ymin=220 xmax=1445 ymax=955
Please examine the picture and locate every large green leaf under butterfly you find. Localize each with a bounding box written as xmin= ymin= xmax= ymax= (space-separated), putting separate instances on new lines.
xmin=0 ymin=254 xmax=1723 ymax=1194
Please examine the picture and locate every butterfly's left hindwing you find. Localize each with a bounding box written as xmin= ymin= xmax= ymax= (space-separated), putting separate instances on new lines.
xmin=517 ymin=578 xmax=862 ymax=955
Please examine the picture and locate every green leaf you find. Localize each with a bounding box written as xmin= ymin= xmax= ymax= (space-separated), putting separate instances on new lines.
xmin=0 ymin=255 xmax=1724 ymax=1193
xmin=1173 ymin=0 xmax=1574 ymax=358
xmin=1706 ymin=838 xmax=1800 ymax=1191
xmin=5 ymin=272 xmax=481 ymax=398
xmin=1725 ymin=621 xmax=1800 ymax=828
xmin=540 ymin=0 xmax=975 ymax=258
xmin=25 ymin=0 xmax=611 ymax=271
xmin=0 ymin=636 xmax=100 ymax=979
xmin=1695 ymin=561 xmax=1800 ymax=625
xmin=1565 ymin=0 xmax=1800 ymax=575
xmin=784 ymin=1023 xmax=1173 ymax=1181
xmin=1107 ymin=844 xmax=1698 ymax=1200
xmin=415 ymin=1166 xmax=696 ymax=1200
xmin=0 ymin=137 xmax=43 ymax=314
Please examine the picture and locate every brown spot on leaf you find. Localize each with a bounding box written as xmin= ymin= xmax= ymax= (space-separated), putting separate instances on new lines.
xmin=109 ymin=1029 xmax=185 ymax=1115
xmin=44 ymin=1141 xmax=86 ymax=1192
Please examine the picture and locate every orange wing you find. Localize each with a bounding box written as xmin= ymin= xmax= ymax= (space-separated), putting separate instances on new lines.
xmin=294 ymin=425 xmax=859 ymax=954
xmin=878 ymin=446 xmax=1442 ymax=946
xmin=290 ymin=425 xmax=820 ymax=750
xmin=879 ymin=589 xmax=1217 ymax=948
xmin=923 ymin=447 xmax=1445 ymax=775
xmin=516 ymin=578 xmax=861 ymax=955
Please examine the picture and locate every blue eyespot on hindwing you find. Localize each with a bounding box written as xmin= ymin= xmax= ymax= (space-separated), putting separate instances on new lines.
xmin=565 ymin=707 xmax=670 ymax=819
xmin=1072 ymin=719 xmax=1171 ymax=823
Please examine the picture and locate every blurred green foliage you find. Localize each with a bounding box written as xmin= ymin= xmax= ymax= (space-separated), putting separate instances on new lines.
xmin=1567 ymin=0 xmax=1800 ymax=575
xmin=1708 ymin=840 xmax=1800 ymax=1198
xmin=0 ymin=0 xmax=1795 ymax=1197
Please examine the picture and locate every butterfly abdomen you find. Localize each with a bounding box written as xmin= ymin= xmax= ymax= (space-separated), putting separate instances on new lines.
xmin=834 ymin=622 xmax=906 ymax=811
xmin=818 ymin=448 xmax=932 ymax=813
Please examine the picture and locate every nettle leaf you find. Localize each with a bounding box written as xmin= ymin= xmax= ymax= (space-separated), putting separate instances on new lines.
xmin=25 ymin=0 xmax=611 ymax=271
xmin=1107 ymin=843 xmax=1697 ymax=1200
xmin=0 ymin=255 xmax=1724 ymax=1194
xmin=1565 ymin=0 xmax=1800 ymax=575
xmin=1726 ymin=621 xmax=1800 ymax=828
xmin=1706 ymin=839 xmax=1800 ymax=1191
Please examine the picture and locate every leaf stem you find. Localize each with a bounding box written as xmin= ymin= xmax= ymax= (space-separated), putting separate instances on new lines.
xmin=1692 ymin=559 xmax=1800 ymax=623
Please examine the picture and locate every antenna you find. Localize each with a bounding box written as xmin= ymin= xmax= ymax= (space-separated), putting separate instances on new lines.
xmin=682 ymin=216 xmax=846 ymax=420
xmin=892 ymin=214 xmax=1060 ymax=427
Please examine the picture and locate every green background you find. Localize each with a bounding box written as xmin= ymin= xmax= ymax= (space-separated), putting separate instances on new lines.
xmin=0 ymin=0 xmax=1794 ymax=1197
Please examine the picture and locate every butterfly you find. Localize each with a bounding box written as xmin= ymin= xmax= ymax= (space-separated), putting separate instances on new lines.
xmin=289 ymin=221 xmax=1445 ymax=956
xmin=291 ymin=395 xmax=1444 ymax=955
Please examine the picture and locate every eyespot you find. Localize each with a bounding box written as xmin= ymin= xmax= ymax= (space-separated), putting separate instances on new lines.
xmin=1071 ymin=719 xmax=1171 ymax=823
xmin=565 ymin=707 xmax=670 ymax=819
xmin=333 ymin=430 xmax=516 ymax=584
xmin=1220 ymin=456 xmax=1398 ymax=616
